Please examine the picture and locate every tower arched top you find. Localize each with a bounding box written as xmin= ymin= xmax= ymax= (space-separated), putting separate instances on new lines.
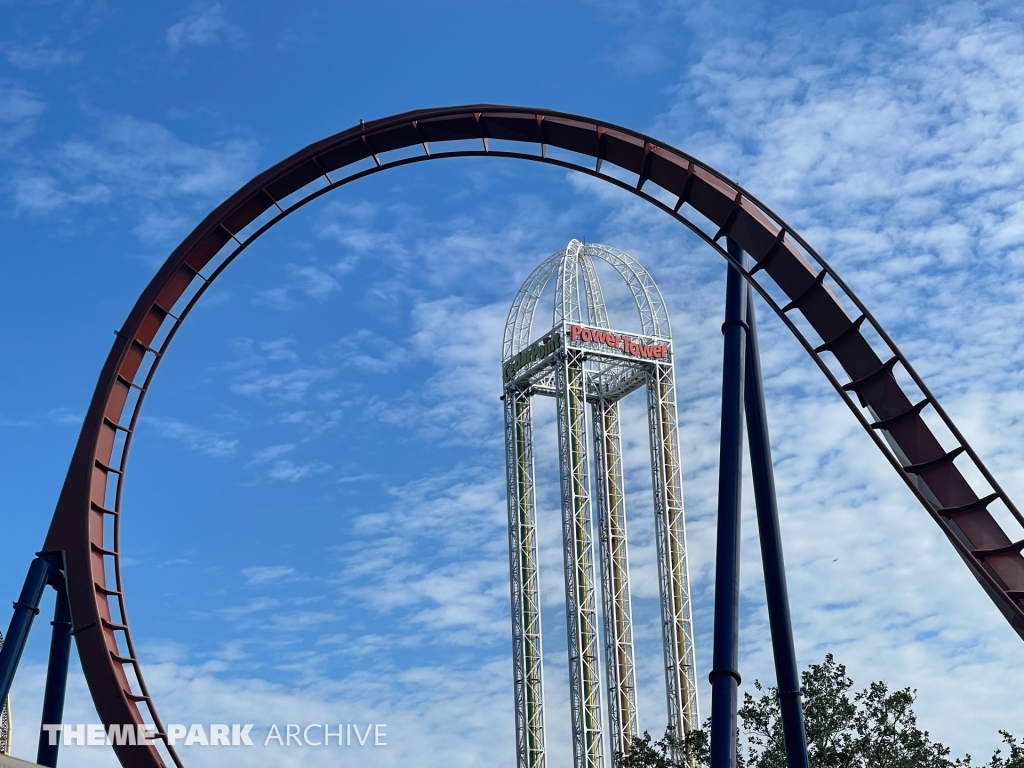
xmin=503 ymin=240 xmax=672 ymax=359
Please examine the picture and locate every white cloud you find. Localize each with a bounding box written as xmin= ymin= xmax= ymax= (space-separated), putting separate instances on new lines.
xmin=9 ymin=112 xmax=259 ymax=243
xmin=0 ymin=38 xmax=84 ymax=70
xmin=0 ymin=81 xmax=46 ymax=123
xmin=615 ymin=43 xmax=668 ymax=73
xmin=0 ymin=80 xmax=45 ymax=149
xmin=242 ymin=565 xmax=298 ymax=585
xmin=232 ymin=367 xmax=335 ymax=402
xmin=292 ymin=265 xmax=340 ymax=298
xmin=278 ymin=408 xmax=344 ymax=440
xmin=58 ymin=115 xmax=258 ymax=200
xmin=253 ymin=264 xmax=340 ymax=310
xmin=266 ymin=459 xmax=332 ymax=482
xmin=398 ymin=298 xmax=509 ymax=445
xmin=338 ymin=472 xmax=377 ymax=484
xmin=318 ymin=200 xmax=406 ymax=259
xmin=247 ymin=442 xmax=332 ymax=482
xmin=167 ymin=4 xmax=235 ymax=51
xmin=141 ymin=416 xmax=238 ymax=457
xmin=335 ymin=467 xmax=511 ymax=648
xmin=253 ymin=286 xmax=295 ymax=310
xmin=333 ymin=329 xmax=406 ymax=374
xmin=46 ymin=407 xmax=83 ymax=425
xmin=0 ymin=407 xmax=83 ymax=428
xmin=12 ymin=173 xmax=111 ymax=213
xmin=250 ymin=443 xmax=297 ymax=463
xmin=260 ymin=336 xmax=299 ymax=362
xmin=131 ymin=208 xmax=191 ymax=245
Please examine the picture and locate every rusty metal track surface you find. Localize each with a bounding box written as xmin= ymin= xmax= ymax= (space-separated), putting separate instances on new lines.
xmin=41 ymin=105 xmax=1024 ymax=768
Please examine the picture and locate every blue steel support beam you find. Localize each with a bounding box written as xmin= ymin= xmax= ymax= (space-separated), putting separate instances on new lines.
xmin=0 ymin=556 xmax=54 ymax=709
xmin=743 ymin=285 xmax=811 ymax=768
xmin=38 ymin=558 xmax=73 ymax=768
xmin=709 ymin=240 xmax=748 ymax=768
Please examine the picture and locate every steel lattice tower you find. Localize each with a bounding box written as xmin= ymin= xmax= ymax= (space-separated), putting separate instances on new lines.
xmin=502 ymin=240 xmax=699 ymax=768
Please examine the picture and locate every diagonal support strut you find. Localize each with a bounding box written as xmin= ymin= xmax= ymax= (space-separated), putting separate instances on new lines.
xmin=710 ymin=238 xmax=810 ymax=768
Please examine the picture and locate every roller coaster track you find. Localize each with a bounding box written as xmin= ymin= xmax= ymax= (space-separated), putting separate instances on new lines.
xmin=40 ymin=105 xmax=1024 ymax=768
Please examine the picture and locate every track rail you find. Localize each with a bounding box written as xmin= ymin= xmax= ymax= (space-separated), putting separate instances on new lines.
xmin=40 ymin=105 xmax=1024 ymax=768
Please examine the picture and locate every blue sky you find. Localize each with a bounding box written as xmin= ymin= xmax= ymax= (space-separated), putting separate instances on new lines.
xmin=3 ymin=1 xmax=1024 ymax=766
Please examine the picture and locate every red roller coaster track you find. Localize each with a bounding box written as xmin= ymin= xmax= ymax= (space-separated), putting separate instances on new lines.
xmin=40 ymin=105 xmax=1024 ymax=768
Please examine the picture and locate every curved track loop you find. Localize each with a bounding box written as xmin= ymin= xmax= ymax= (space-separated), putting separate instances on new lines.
xmin=42 ymin=105 xmax=1024 ymax=768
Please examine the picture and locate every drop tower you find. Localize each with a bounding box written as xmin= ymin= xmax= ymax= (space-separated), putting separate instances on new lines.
xmin=502 ymin=240 xmax=699 ymax=768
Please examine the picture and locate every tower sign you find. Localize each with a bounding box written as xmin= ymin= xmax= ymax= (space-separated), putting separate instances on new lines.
xmin=502 ymin=240 xmax=699 ymax=768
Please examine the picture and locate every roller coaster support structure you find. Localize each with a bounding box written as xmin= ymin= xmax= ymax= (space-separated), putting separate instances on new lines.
xmin=709 ymin=242 xmax=749 ymax=768
xmin=0 ymin=551 xmax=74 ymax=768
xmin=744 ymin=280 xmax=810 ymax=768
xmin=710 ymin=239 xmax=810 ymax=768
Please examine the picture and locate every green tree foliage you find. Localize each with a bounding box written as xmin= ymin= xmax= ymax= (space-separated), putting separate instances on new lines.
xmin=620 ymin=724 xmax=714 ymax=768
xmin=988 ymin=732 xmax=1024 ymax=768
xmin=622 ymin=654 xmax=1022 ymax=768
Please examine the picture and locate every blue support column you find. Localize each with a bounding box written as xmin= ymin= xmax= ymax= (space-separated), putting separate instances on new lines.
xmin=0 ymin=551 xmax=74 ymax=767
xmin=37 ymin=559 xmax=73 ymax=768
xmin=743 ymin=286 xmax=810 ymax=768
xmin=709 ymin=240 xmax=748 ymax=768
xmin=0 ymin=556 xmax=53 ymax=708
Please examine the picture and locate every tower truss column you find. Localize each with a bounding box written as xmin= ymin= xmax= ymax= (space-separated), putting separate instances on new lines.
xmin=647 ymin=362 xmax=700 ymax=737
xmin=555 ymin=347 xmax=605 ymax=768
xmin=504 ymin=386 xmax=546 ymax=768
xmin=591 ymin=396 xmax=639 ymax=761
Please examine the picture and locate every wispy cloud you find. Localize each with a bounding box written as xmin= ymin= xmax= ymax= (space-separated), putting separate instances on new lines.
xmin=334 ymin=467 xmax=511 ymax=651
xmin=226 ymin=337 xmax=336 ymax=404
xmin=167 ymin=4 xmax=236 ymax=51
xmin=318 ymin=200 xmax=406 ymax=259
xmin=253 ymin=264 xmax=341 ymax=310
xmin=0 ymin=38 xmax=84 ymax=71
xmin=277 ymin=408 xmax=344 ymax=441
xmin=242 ymin=565 xmax=298 ymax=585
xmin=338 ymin=297 xmax=509 ymax=448
xmin=231 ymin=366 xmax=335 ymax=402
xmin=141 ymin=416 xmax=238 ymax=457
xmin=249 ymin=444 xmax=297 ymax=464
xmin=247 ymin=443 xmax=332 ymax=482
xmin=614 ymin=43 xmax=668 ymax=73
xmin=57 ymin=115 xmax=257 ymax=200
xmin=12 ymin=173 xmax=110 ymax=213
xmin=130 ymin=208 xmax=191 ymax=245
xmin=313 ymin=211 xmax=535 ymax=445
xmin=11 ymin=113 xmax=259 ymax=248
xmin=265 ymin=458 xmax=331 ymax=482
xmin=260 ymin=336 xmax=298 ymax=362
xmin=0 ymin=407 xmax=86 ymax=428
xmin=291 ymin=265 xmax=339 ymax=298
xmin=332 ymin=329 xmax=406 ymax=374
xmin=0 ymin=80 xmax=46 ymax=149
